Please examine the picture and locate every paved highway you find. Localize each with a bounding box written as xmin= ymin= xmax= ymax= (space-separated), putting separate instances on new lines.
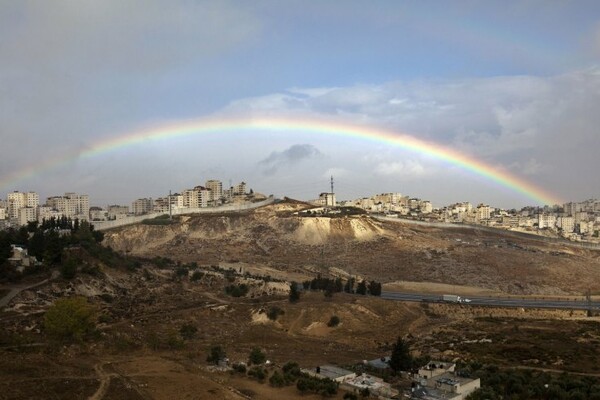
xmin=381 ymin=291 xmax=600 ymax=311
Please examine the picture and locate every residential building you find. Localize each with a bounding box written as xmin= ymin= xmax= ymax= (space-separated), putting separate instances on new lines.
xmin=107 ymin=205 xmax=129 ymax=220
xmin=89 ymin=207 xmax=108 ymax=221
xmin=18 ymin=207 xmax=37 ymax=226
xmin=0 ymin=207 xmax=5 ymax=220
xmin=233 ymin=181 xmax=247 ymax=195
xmin=131 ymin=198 xmax=154 ymax=215
xmin=558 ymin=216 xmax=575 ymax=233
xmin=476 ymin=204 xmax=491 ymax=221
xmin=318 ymin=192 xmax=336 ymax=207
xmin=424 ymin=372 xmax=480 ymax=400
xmin=205 ymin=180 xmax=223 ymax=204
xmin=46 ymin=192 xmax=89 ymax=220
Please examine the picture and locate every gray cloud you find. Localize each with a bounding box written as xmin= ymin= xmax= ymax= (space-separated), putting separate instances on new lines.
xmin=259 ymin=144 xmax=323 ymax=175
xmin=226 ymin=68 xmax=600 ymax=202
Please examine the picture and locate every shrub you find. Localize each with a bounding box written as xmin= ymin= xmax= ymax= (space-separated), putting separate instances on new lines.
xmin=248 ymin=366 xmax=267 ymax=382
xmin=267 ymin=306 xmax=284 ymax=321
xmin=190 ymin=271 xmax=204 ymax=282
xmin=249 ymin=347 xmax=267 ymax=365
xmin=44 ymin=296 xmax=96 ymax=342
xmin=206 ymin=345 xmax=226 ymax=365
xmin=327 ymin=315 xmax=340 ymax=327
xmin=179 ymin=323 xmax=198 ymax=340
xmin=269 ymin=371 xmax=286 ymax=387
xmin=225 ymin=284 xmax=249 ymax=297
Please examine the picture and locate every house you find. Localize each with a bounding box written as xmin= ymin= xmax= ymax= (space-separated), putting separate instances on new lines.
xmin=411 ymin=372 xmax=480 ymax=400
xmin=417 ymin=361 xmax=456 ymax=379
xmin=303 ymin=365 xmax=356 ymax=382
xmin=8 ymin=245 xmax=37 ymax=271
xmin=341 ymin=373 xmax=399 ymax=399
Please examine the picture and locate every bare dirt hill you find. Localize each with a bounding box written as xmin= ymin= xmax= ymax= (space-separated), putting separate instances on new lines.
xmin=102 ymin=202 xmax=600 ymax=295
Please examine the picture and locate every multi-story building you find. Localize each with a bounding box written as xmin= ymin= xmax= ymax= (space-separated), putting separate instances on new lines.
xmin=131 ymin=198 xmax=154 ymax=215
xmin=537 ymin=214 xmax=557 ymax=229
xmin=7 ymin=192 xmax=26 ymax=220
xmin=318 ymin=192 xmax=336 ymax=207
xmin=18 ymin=207 xmax=37 ymax=225
xmin=420 ymin=201 xmax=433 ymax=214
xmin=89 ymin=207 xmax=108 ymax=221
xmin=46 ymin=193 xmax=89 ymax=220
xmin=558 ymin=216 xmax=575 ymax=233
xmin=233 ymin=182 xmax=247 ymax=196
xmin=563 ymin=202 xmax=580 ymax=216
xmin=205 ymin=180 xmax=223 ymax=204
xmin=107 ymin=205 xmax=129 ymax=220
xmin=476 ymin=204 xmax=491 ymax=221
xmin=0 ymin=207 xmax=6 ymax=220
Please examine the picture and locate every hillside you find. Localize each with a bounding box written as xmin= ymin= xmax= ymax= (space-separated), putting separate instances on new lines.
xmin=102 ymin=201 xmax=600 ymax=295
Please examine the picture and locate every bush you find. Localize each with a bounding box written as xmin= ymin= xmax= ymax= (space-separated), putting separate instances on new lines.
xmin=327 ymin=315 xmax=340 ymax=327
xmin=248 ymin=366 xmax=267 ymax=382
xmin=44 ymin=296 xmax=96 ymax=342
xmin=269 ymin=371 xmax=286 ymax=387
xmin=249 ymin=347 xmax=267 ymax=365
xmin=60 ymin=258 xmax=78 ymax=279
xmin=232 ymin=363 xmax=247 ymax=374
xmin=179 ymin=323 xmax=198 ymax=340
xmin=190 ymin=271 xmax=204 ymax=282
xmin=267 ymin=306 xmax=284 ymax=321
xmin=206 ymin=345 xmax=226 ymax=365
xmin=225 ymin=284 xmax=249 ymax=297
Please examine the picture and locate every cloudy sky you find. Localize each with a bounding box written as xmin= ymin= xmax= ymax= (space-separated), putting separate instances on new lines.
xmin=1 ymin=1 xmax=599 ymax=208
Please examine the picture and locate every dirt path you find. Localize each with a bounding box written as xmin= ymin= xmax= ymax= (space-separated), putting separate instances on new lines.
xmin=0 ymin=272 xmax=58 ymax=309
xmin=514 ymin=365 xmax=600 ymax=378
xmin=88 ymin=362 xmax=116 ymax=400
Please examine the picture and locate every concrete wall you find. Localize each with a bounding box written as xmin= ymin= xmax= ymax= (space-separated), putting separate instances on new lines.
xmin=93 ymin=196 xmax=275 ymax=231
xmin=375 ymin=216 xmax=600 ymax=250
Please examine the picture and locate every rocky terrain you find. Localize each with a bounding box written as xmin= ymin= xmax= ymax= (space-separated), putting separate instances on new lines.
xmin=103 ymin=200 xmax=600 ymax=295
xmin=2 ymin=199 xmax=600 ymax=399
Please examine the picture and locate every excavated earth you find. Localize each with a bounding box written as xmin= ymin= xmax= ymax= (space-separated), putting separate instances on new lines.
xmin=103 ymin=201 xmax=600 ymax=295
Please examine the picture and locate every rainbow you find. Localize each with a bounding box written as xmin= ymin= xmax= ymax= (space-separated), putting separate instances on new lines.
xmin=0 ymin=115 xmax=562 ymax=205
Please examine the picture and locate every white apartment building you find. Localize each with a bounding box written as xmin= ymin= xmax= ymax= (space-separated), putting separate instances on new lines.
xmin=89 ymin=207 xmax=108 ymax=221
xmin=233 ymin=181 xmax=247 ymax=195
xmin=563 ymin=202 xmax=580 ymax=216
xmin=0 ymin=207 xmax=5 ymax=220
xmin=318 ymin=192 xmax=336 ymax=207
xmin=131 ymin=198 xmax=154 ymax=215
xmin=205 ymin=180 xmax=223 ymax=203
xmin=182 ymin=187 xmax=210 ymax=209
xmin=476 ymin=204 xmax=491 ymax=221
xmin=537 ymin=214 xmax=557 ymax=229
xmin=558 ymin=216 xmax=575 ymax=233
xmin=45 ymin=193 xmax=89 ymax=220
xmin=18 ymin=207 xmax=37 ymax=225
xmin=7 ymin=191 xmax=39 ymax=221
xmin=421 ymin=201 xmax=433 ymax=214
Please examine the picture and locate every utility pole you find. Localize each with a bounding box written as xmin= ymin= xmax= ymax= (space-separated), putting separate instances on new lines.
xmin=169 ymin=190 xmax=172 ymax=220
xmin=330 ymin=175 xmax=334 ymax=195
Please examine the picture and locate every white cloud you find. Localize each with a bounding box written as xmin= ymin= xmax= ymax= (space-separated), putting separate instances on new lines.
xmin=375 ymin=160 xmax=428 ymax=177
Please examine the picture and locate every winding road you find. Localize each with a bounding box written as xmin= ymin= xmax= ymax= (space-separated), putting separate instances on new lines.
xmin=381 ymin=291 xmax=600 ymax=310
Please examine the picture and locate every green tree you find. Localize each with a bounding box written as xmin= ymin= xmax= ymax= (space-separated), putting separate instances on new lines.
xmin=60 ymin=258 xmax=78 ymax=279
xmin=206 ymin=345 xmax=226 ymax=365
xmin=389 ymin=336 xmax=413 ymax=373
xmin=327 ymin=315 xmax=340 ymax=327
xmin=356 ymin=280 xmax=367 ymax=295
xmin=179 ymin=323 xmax=198 ymax=340
xmin=368 ymin=281 xmax=382 ymax=296
xmin=44 ymin=296 xmax=96 ymax=342
xmin=0 ymin=232 xmax=11 ymax=265
xmin=249 ymin=347 xmax=266 ymax=365
xmin=289 ymin=281 xmax=300 ymax=303
xmin=44 ymin=230 xmax=63 ymax=265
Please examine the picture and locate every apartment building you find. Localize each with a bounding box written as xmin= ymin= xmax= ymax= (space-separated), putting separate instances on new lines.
xmin=205 ymin=180 xmax=223 ymax=204
xmin=131 ymin=198 xmax=154 ymax=215
xmin=45 ymin=193 xmax=89 ymax=220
